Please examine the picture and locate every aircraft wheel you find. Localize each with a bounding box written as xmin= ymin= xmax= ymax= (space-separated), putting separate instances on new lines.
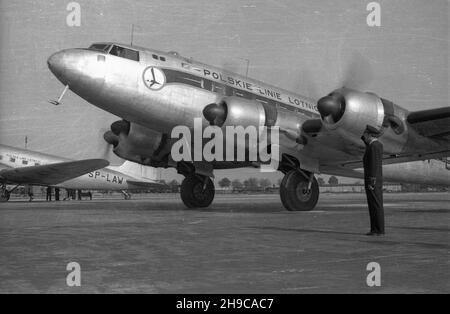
xmin=181 ymin=175 xmax=215 ymax=208
xmin=280 ymin=170 xmax=319 ymax=211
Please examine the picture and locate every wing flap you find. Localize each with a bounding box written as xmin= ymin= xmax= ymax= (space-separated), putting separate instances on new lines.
xmin=0 ymin=159 xmax=109 ymax=186
xmin=126 ymin=180 xmax=165 ymax=188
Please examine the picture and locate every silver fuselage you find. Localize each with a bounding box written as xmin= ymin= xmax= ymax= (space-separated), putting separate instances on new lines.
xmin=48 ymin=43 xmax=318 ymax=135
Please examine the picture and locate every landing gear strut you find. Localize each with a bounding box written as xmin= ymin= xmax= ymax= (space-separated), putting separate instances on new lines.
xmin=280 ymin=169 xmax=319 ymax=211
xmin=180 ymin=175 xmax=215 ymax=208
xmin=121 ymin=190 xmax=132 ymax=200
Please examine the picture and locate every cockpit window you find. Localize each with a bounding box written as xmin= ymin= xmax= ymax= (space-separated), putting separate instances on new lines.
xmin=109 ymin=45 xmax=139 ymax=62
xmin=88 ymin=44 xmax=111 ymax=53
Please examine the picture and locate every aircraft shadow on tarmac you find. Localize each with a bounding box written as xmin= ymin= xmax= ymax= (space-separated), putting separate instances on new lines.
xmin=248 ymin=226 xmax=362 ymax=236
xmin=390 ymin=225 xmax=450 ymax=232
xmin=248 ymin=226 xmax=450 ymax=249
xmin=399 ymin=209 xmax=449 ymax=214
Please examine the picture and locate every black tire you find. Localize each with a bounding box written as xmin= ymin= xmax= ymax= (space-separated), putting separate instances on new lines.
xmin=280 ymin=170 xmax=319 ymax=211
xmin=180 ymin=175 xmax=215 ymax=208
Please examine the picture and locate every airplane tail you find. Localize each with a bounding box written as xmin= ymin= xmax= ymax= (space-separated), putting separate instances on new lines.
xmin=113 ymin=161 xmax=161 ymax=181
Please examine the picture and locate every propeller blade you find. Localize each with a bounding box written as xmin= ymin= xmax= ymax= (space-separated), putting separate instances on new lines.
xmin=342 ymin=51 xmax=373 ymax=90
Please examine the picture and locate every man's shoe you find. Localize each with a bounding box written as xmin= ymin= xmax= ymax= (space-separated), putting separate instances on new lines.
xmin=366 ymin=232 xmax=376 ymax=236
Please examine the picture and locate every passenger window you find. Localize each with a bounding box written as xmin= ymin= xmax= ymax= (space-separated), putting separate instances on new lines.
xmin=212 ymin=83 xmax=225 ymax=94
xmin=234 ymin=90 xmax=244 ymax=97
xmin=110 ymin=45 xmax=139 ymax=61
xmin=256 ymin=98 xmax=268 ymax=104
xmin=181 ymin=76 xmax=203 ymax=88
xmin=160 ymin=56 xmax=166 ymax=61
xmin=22 ymin=160 xmax=28 ymax=165
xmin=10 ymin=157 xmax=15 ymax=163
xmin=152 ymin=54 xmax=158 ymax=60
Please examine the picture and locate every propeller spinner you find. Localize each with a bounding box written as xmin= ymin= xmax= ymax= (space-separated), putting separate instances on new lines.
xmin=317 ymin=92 xmax=346 ymax=123
xmin=203 ymin=102 xmax=227 ymax=126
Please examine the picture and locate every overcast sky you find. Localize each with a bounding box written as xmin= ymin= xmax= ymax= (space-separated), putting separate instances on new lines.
xmin=0 ymin=0 xmax=448 ymax=183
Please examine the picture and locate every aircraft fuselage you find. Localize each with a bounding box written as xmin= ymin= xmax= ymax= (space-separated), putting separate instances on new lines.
xmin=48 ymin=43 xmax=319 ymax=136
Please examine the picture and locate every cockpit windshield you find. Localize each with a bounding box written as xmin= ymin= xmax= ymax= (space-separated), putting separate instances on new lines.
xmin=88 ymin=44 xmax=111 ymax=53
xmin=109 ymin=45 xmax=140 ymax=62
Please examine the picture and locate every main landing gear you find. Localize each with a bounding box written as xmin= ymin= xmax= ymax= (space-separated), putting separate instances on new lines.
xmin=280 ymin=169 xmax=319 ymax=211
xmin=176 ymin=160 xmax=318 ymax=211
xmin=1 ymin=184 xmax=11 ymax=202
xmin=180 ymin=175 xmax=215 ymax=208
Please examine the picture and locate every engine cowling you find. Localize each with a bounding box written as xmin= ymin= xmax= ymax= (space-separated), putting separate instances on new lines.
xmin=317 ymin=88 xmax=410 ymax=153
xmin=203 ymin=96 xmax=312 ymax=151
xmin=203 ymin=96 xmax=267 ymax=129
xmin=318 ymin=88 xmax=385 ymax=141
xmin=104 ymin=120 xmax=172 ymax=166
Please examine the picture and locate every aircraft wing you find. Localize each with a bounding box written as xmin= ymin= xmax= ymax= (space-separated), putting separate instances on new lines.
xmin=289 ymin=106 xmax=450 ymax=176
xmin=407 ymin=107 xmax=450 ymax=140
xmin=0 ymin=159 xmax=109 ymax=186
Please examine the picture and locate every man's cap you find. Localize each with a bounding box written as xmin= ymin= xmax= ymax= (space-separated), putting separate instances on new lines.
xmin=365 ymin=125 xmax=382 ymax=137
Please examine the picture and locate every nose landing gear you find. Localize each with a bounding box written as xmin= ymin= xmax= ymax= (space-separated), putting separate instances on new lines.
xmin=180 ymin=175 xmax=215 ymax=208
xmin=280 ymin=169 xmax=319 ymax=211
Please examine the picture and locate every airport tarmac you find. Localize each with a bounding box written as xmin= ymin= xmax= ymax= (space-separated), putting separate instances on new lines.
xmin=0 ymin=192 xmax=448 ymax=293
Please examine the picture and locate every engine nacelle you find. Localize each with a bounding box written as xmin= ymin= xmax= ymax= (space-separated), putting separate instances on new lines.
xmin=321 ymin=89 xmax=384 ymax=143
xmin=104 ymin=120 xmax=172 ymax=166
xmin=217 ymin=96 xmax=266 ymax=129
xmin=318 ymin=88 xmax=411 ymax=153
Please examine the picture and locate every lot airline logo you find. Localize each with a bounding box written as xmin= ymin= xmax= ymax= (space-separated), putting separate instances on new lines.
xmin=143 ymin=67 xmax=166 ymax=90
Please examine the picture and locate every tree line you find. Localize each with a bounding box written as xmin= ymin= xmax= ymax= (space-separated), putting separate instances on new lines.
xmin=160 ymin=175 xmax=340 ymax=192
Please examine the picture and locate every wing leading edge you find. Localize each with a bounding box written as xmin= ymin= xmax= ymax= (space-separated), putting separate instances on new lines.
xmin=407 ymin=106 xmax=450 ymax=139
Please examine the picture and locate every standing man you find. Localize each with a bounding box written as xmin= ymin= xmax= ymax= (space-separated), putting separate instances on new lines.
xmin=46 ymin=186 xmax=52 ymax=202
xmin=361 ymin=125 xmax=385 ymax=236
xmin=27 ymin=185 xmax=34 ymax=202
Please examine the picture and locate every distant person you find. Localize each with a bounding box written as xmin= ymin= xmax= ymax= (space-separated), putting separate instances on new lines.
xmin=27 ymin=187 xmax=34 ymax=202
xmin=361 ymin=125 xmax=385 ymax=236
xmin=63 ymin=189 xmax=70 ymax=201
xmin=55 ymin=188 xmax=60 ymax=201
xmin=46 ymin=186 xmax=52 ymax=202
xmin=88 ymin=191 xmax=92 ymax=200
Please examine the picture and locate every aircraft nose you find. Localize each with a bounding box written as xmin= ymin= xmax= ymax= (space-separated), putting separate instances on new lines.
xmin=47 ymin=51 xmax=65 ymax=76
xmin=47 ymin=49 xmax=85 ymax=85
